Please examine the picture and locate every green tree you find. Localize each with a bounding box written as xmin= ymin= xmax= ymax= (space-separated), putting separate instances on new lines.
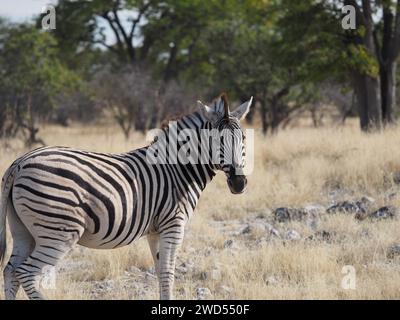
xmin=51 ymin=0 xmax=221 ymax=78
xmin=196 ymin=1 xmax=320 ymax=133
xmin=0 ymin=24 xmax=79 ymax=145
xmin=274 ymin=0 xmax=400 ymax=131
xmin=45 ymin=0 xmax=337 ymax=133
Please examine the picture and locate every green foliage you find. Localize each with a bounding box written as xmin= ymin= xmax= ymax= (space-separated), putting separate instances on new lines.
xmin=0 ymin=23 xmax=80 ymax=142
xmin=39 ymin=0 xmax=324 ymax=133
xmin=38 ymin=0 xmax=112 ymax=75
xmin=0 ymin=24 xmax=79 ymax=108
xmin=346 ymin=44 xmax=380 ymax=77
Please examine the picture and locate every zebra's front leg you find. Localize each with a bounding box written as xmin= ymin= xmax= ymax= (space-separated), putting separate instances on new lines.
xmin=158 ymin=224 xmax=184 ymax=300
xmin=147 ymin=233 xmax=160 ymax=276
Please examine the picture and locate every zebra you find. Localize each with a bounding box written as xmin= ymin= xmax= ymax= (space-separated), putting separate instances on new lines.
xmin=0 ymin=93 xmax=252 ymax=300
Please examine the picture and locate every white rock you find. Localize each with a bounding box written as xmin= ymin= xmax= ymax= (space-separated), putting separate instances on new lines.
xmin=264 ymin=222 xmax=274 ymax=231
xmin=127 ymin=266 xmax=142 ymax=274
xmin=145 ymin=272 xmax=157 ymax=280
xmin=196 ymin=287 xmax=212 ymax=300
xmin=249 ymin=222 xmax=267 ymax=234
xmin=265 ymin=276 xmax=278 ymax=286
xmin=186 ymin=246 xmax=196 ymax=254
xmin=285 ymin=229 xmax=301 ymax=241
xmin=360 ymin=196 xmax=375 ymax=204
xmin=304 ymin=205 xmax=321 ymax=214
xmin=270 ymin=227 xmax=281 ymax=238
xmin=262 ymin=221 xmax=280 ymax=236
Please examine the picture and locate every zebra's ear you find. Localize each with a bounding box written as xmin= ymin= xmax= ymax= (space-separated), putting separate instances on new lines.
xmin=231 ymin=97 xmax=253 ymax=121
xmin=197 ymin=100 xmax=220 ymax=123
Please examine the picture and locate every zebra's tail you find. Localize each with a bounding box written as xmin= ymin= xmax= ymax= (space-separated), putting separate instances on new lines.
xmin=0 ymin=162 xmax=19 ymax=267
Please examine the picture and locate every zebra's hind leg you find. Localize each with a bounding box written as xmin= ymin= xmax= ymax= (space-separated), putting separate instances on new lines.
xmin=14 ymin=226 xmax=84 ymax=300
xmin=4 ymin=244 xmax=34 ymax=300
xmin=3 ymin=202 xmax=35 ymax=300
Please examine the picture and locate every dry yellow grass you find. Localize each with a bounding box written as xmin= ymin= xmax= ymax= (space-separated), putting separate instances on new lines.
xmin=1 ymin=121 xmax=400 ymax=299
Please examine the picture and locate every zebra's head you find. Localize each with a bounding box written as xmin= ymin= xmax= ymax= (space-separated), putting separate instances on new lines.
xmin=197 ymin=93 xmax=253 ymax=194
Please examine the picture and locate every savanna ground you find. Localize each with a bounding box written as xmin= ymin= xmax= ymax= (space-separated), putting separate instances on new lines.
xmin=1 ymin=119 xmax=400 ymax=300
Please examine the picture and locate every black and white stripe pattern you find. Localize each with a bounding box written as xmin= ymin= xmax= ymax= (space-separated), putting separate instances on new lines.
xmin=0 ymin=94 xmax=252 ymax=300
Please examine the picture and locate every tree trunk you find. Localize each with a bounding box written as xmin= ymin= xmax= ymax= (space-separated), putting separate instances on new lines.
xmin=365 ymin=75 xmax=382 ymax=130
xmin=24 ymin=95 xmax=44 ymax=146
xmin=346 ymin=0 xmax=382 ymax=131
xmin=270 ymin=100 xmax=280 ymax=135
xmin=163 ymin=44 xmax=178 ymax=82
xmin=379 ymin=0 xmax=398 ymax=125
xmin=353 ymin=73 xmax=382 ymax=131
xmin=149 ymin=105 xmax=159 ymax=129
xmin=310 ymin=104 xmax=320 ymax=127
xmin=380 ymin=61 xmax=397 ymax=124
xmin=259 ymin=99 xmax=268 ymax=135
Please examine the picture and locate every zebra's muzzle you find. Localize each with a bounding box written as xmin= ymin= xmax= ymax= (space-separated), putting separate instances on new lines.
xmin=227 ymin=174 xmax=247 ymax=194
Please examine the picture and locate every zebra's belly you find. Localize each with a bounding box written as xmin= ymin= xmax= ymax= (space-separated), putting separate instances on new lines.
xmin=76 ymin=231 xmax=130 ymax=249
xmin=77 ymin=225 xmax=149 ymax=249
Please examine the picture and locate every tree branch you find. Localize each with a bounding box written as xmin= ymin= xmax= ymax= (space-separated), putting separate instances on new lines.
xmin=361 ymin=0 xmax=373 ymax=22
xmin=373 ymin=29 xmax=383 ymax=65
xmin=129 ymin=1 xmax=152 ymax=40
xmin=391 ymin=0 xmax=400 ymax=60
xmin=101 ymin=12 xmax=125 ymax=58
xmin=93 ymin=39 xmax=118 ymax=53
xmin=111 ymin=6 xmax=136 ymax=62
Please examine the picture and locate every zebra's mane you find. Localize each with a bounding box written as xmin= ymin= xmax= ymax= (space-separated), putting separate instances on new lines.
xmin=149 ymin=93 xmax=241 ymax=146
xmin=149 ymin=109 xmax=207 ymax=146
xmin=159 ymin=112 xmax=196 ymax=129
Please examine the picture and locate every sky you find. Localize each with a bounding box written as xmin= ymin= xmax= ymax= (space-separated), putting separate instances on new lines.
xmin=0 ymin=0 xmax=137 ymax=46
xmin=0 ymin=0 xmax=57 ymax=22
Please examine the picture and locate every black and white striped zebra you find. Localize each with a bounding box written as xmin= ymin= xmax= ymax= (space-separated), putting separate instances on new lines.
xmin=0 ymin=93 xmax=252 ymax=300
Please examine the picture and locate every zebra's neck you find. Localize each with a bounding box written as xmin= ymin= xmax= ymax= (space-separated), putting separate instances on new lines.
xmin=178 ymin=111 xmax=217 ymax=187
xmin=166 ymin=111 xmax=217 ymax=186
xmin=144 ymin=111 xmax=217 ymax=211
